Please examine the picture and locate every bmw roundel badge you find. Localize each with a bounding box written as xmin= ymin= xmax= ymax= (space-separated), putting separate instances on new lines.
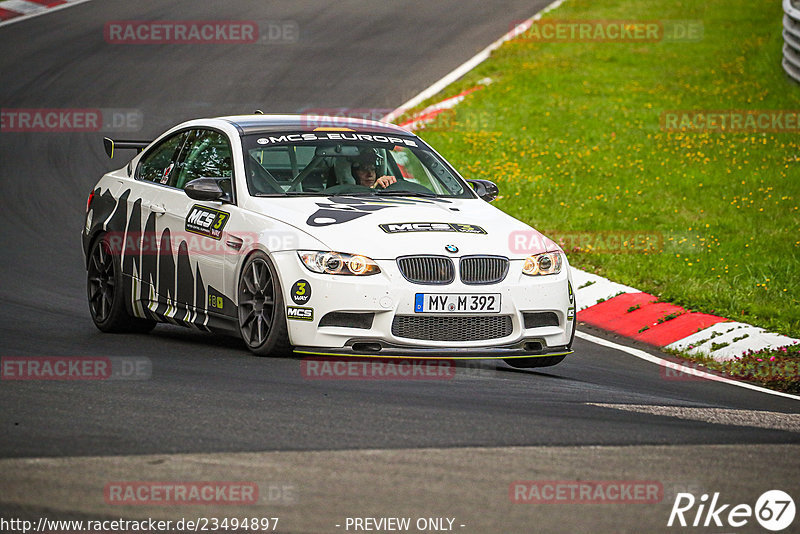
xmin=445 ymin=244 xmax=458 ymax=253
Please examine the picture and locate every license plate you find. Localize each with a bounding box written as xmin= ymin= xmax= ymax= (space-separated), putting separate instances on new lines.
xmin=414 ymin=293 xmax=501 ymax=313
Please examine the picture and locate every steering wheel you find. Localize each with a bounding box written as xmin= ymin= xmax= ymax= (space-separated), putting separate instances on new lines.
xmin=380 ymin=179 xmax=434 ymax=194
xmin=324 ymin=183 xmax=372 ymax=195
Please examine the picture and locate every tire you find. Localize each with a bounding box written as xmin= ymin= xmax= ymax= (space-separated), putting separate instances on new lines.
xmin=87 ymin=234 xmax=156 ymax=333
xmin=504 ymin=355 xmax=566 ymax=369
xmin=237 ymin=252 xmax=291 ymax=356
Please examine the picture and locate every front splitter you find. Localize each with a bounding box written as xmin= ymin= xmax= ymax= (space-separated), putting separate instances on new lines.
xmin=293 ymin=344 xmax=573 ymax=360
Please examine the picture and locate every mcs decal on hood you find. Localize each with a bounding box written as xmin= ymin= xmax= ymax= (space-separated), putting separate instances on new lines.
xmin=379 ymin=222 xmax=487 ymax=234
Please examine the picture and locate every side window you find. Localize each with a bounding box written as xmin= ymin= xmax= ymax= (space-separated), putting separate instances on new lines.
xmin=137 ymin=132 xmax=187 ymax=184
xmin=173 ymin=130 xmax=233 ymax=191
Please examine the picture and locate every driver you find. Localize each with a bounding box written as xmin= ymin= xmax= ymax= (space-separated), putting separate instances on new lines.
xmin=351 ymin=151 xmax=397 ymax=189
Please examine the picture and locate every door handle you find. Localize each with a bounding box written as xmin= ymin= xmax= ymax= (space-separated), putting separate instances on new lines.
xmin=150 ymin=204 xmax=166 ymax=215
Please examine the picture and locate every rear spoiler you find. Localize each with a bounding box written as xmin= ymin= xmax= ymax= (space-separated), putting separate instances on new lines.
xmin=103 ymin=137 xmax=150 ymax=159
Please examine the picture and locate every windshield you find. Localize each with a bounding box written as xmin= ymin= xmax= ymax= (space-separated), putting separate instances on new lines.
xmin=241 ymin=132 xmax=472 ymax=198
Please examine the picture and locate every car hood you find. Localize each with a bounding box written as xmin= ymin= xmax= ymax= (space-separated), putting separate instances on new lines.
xmin=244 ymin=195 xmax=560 ymax=259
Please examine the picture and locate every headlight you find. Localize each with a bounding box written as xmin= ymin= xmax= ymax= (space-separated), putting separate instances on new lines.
xmin=298 ymin=251 xmax=381 ymax=276
xmin=522 ymin=252 xmax=562 ymax=276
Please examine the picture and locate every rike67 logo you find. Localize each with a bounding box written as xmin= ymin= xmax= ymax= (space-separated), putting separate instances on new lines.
xmin=668 ymin=490 xmax=795 ymax=531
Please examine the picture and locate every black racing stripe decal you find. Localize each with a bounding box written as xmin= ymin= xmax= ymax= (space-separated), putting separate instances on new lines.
xmin=106 ymin=189 xmax=130 ymax=233
xmin=122 ymin=197 xmax=143 ymax=317
xmin=195 ymin=266 xmax=207 ymax=328
xmin=90 ymin=188 xmax=119 ymax=234
xmin=306 ymin=196 xmax=395 ymax=227
xmin=176 ymin=241 xmax=194 ymax=319
xmin=139 ymin=210 xmax=158 ymax=309
xmin=155 ymin=229 xmax=175 ymax=317
xmin=306 ymin=207 xmax=372 ymax=227
xmin=305 ymin=195 xmax=453 ymax=227
xmin=122 ymin=197 xmax=143 ymax=277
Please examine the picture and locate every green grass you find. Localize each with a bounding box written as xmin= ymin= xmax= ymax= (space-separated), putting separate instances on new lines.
xmin=406 ymin=0 xmax=800 ymax=342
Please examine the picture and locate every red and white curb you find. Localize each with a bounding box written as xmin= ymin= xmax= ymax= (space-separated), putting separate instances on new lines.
xmin=571 ymin=270 xmax=799 ymax=361
xmin=0 ymin=0 xmax=89 ymax=26
xmin=397 ymin=81 xmax=489 ymax=131
xmin=383 ymin=0 xmax=800 ymax=364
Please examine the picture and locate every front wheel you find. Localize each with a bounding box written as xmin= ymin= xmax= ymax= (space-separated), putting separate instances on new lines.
xmin=237 ymin=252 xmax=291 ymax=356
xmin=87 ymin=234 xmax=156 ymax=333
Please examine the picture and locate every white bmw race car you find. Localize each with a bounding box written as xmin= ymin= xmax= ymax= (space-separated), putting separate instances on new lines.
xmin=83 ymin=115 xmax=576 ymax=367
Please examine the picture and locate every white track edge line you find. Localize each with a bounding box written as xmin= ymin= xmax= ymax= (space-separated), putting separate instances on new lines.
xmin=382 ymin=0 xmax=567 ymax=123
xmin=0 ymin=0 xmax=93 ymax=29
xmin=576 ymin=330 xmax=800 ymax=401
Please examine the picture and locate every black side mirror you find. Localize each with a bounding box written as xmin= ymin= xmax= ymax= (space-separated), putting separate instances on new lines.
xmin=185 ymin=177 xmax=226 ymax=201
xmin=467 ymin=179 xmax=499 ymax=202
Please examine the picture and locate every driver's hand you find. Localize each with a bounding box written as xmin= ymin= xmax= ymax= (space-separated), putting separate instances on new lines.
xmin=372 ymin=175 xmax=397 ymax=189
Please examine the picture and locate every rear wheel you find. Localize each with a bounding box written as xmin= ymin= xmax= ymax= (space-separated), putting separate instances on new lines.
xmin=87 ymin=234 xmax=156 ymax=333
xmin=237 ymin=252 xmax=291 ymax=356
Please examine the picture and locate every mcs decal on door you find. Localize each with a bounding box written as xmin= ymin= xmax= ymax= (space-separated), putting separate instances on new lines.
xmin=185 ymin=205 xmax=229 ymax=240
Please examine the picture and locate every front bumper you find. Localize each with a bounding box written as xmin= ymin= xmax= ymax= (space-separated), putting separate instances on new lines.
xmin=272 ymin=250 xmax=576 ymax=359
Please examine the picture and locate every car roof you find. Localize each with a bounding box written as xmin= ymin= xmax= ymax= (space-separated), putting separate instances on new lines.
xmin=216 ymin=114 xmax=414 ymax=136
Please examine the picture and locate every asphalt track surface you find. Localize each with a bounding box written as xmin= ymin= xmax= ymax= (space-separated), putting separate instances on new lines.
xmin=1 ymin=1 xmax=799 ymax=532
